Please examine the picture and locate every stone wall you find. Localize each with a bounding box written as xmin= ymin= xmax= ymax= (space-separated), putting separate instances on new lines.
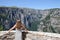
xmin=25 ymin=31 xmax=60 ymax=40
xmin=0 ymin=31 xmax=60 ymax=40
xmin=0 ymin=31 xmax=15 ymax=40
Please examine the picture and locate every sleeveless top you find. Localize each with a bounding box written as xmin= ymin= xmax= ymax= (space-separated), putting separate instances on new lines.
xmin=14 ymin=28 xmax=25 ymax=40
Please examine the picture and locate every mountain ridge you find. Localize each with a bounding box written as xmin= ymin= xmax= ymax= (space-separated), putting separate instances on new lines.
xmin=0 ymin=7 xmax=60 ymax=34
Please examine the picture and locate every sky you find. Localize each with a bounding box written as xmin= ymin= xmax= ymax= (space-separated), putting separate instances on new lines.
xmin=0 ymin=0 xmax=60 ymax=9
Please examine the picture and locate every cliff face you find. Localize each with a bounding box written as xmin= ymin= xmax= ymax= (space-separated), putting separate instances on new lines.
xmin=0 ymin=7 xmax=60 ymax=33
xmin=0 ymin=7 xmax=42 ymax=31
xmin=38 ymin=8 xmax=60 ymax=33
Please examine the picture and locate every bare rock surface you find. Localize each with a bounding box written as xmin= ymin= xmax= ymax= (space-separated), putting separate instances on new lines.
xmin=0 ymin=31 xmax=60 ymax=40
xmin=0 ymin=31 xmax=15 ymax=40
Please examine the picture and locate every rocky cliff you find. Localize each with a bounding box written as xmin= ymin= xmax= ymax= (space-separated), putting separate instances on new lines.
xmin=0 ymin=7 xmax=60 ymax=33
xmin=0 ymin=7 xmax=42 ymax=31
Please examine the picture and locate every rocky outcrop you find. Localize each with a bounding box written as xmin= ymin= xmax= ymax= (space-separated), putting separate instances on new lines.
xmin=0 ymin=31 xmax=60 ymax=40
xmin=37 ymin=8 xmax=60 ymax=33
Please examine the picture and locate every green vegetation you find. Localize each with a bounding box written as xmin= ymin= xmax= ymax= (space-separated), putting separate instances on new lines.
xmin=29 ymin=21 xmax=40 ymax=31
xmin=0 ymin=25 xmax=3 ymax=31
xmin=42 ymin=13 xmax=51 ymax=32
xmin=0 ymin=14 xmax=7 ymax=19
xmin=43 ymin=27 xmax=47 ymax=32
xmin=49 ymin=26 xmax=56 ymax=33
xmin=42 ymin=11 xmax=58 ymax=33
xmin=0 ymin=14 xmax=8 ymax=31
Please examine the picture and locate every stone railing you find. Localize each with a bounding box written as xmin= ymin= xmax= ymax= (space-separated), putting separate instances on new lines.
xmin=0 ymin=31 xmax=60 ymax=40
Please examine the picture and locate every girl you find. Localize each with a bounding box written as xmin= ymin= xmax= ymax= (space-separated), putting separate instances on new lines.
xmin=9 ymin=20 xmax=28 ymax=40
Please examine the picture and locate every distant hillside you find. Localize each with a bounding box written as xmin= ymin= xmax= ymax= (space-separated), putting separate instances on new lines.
xmin=0 ymin=7 xmax=60 ymax=33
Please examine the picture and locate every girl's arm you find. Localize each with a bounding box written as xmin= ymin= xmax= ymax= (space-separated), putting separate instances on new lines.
xmin=21 ymin=24 xmax=29 ymax=31
xmin=8 ymin=24 xmax=16 ymax=32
